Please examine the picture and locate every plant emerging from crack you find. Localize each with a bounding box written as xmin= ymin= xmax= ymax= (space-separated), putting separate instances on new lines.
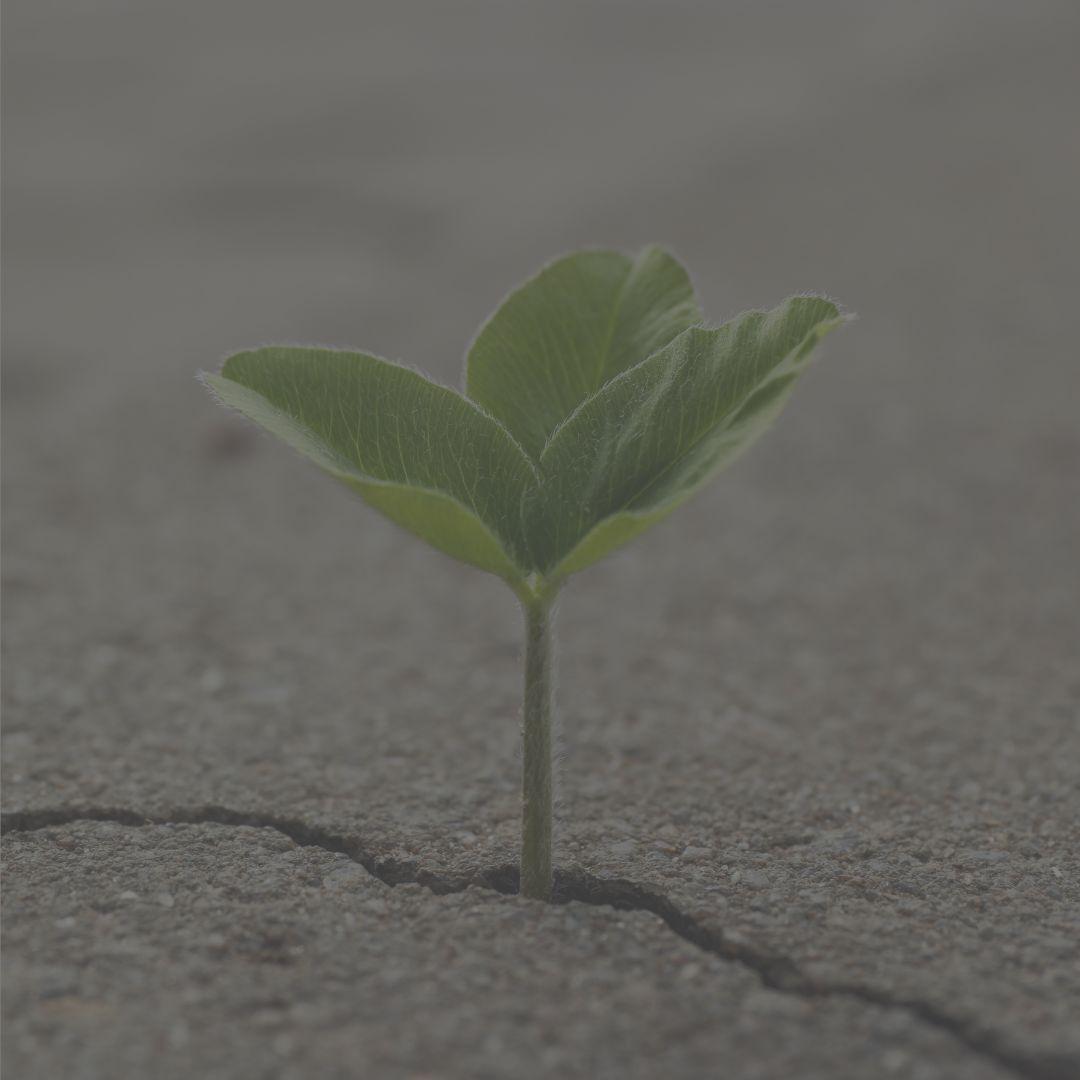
xmin=202 ymin=246 xmax=847 ymax=901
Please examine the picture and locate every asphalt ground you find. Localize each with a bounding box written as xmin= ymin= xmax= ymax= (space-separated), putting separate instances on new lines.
xmin=3 ymin=3 xmax=1078 ymax=1077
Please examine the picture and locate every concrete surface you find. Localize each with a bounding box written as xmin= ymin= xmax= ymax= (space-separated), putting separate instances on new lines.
xmin=2 ymin=820 xmax=1018 ymax=1080
xmin=3 ymin=2 xmax=1078 ymax=1078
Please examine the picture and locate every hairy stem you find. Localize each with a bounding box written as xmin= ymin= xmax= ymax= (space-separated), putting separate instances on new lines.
xmin=520 ymin=596 xmax=556 ymax=900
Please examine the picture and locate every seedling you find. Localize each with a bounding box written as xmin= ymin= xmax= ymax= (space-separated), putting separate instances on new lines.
xmin=202 ymin=246 xmax=847 ymax=901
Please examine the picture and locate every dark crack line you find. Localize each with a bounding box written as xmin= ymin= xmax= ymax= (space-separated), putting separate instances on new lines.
xmin=2 ymin=805 xmax=1073 ymax=1080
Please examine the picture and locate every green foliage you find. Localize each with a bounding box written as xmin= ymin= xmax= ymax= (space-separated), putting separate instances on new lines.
xmin=203 ymin=248 xmax=847 ymax=594
xmin=466 ymin=246 xmax=700 ymax=459
xmin=204 ymin=246 xmax=849 ymax=900
xmin=204 ymin=349 xmax=534 ymax=581
xmin=526 ymin=298 xmax=846 ymax=577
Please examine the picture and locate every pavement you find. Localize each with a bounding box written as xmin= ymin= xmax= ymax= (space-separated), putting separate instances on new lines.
xmin=3 ymin=2 xmax=1079 ymax=1078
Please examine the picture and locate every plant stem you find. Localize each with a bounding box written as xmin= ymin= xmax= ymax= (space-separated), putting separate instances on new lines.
xmin=520 ymin=595 xmax=555 ymax=901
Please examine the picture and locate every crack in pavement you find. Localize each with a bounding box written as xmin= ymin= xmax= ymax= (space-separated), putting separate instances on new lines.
xmin=2 ymin=805 xmax=1074 ymax=1080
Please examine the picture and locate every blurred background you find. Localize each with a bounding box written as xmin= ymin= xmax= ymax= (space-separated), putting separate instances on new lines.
xmin=3 ymin=2 xmax=1078 ymax=814
xmin=4 ymin=4 xmax=1080 ymax=1074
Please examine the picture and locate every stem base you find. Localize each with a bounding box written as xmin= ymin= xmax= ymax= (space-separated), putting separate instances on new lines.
xmin=520 ymin=599 xmax=554 ymax=900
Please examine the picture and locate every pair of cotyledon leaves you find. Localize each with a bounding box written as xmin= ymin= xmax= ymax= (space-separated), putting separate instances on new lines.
xmin=204 ymin=247 xmax=847 ymax=590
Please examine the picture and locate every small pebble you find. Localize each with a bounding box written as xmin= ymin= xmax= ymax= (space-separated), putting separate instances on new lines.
xmin=681 ymin=846 xmax=711 ymax=863
xmin=323 ymin=864 xmax=368 ymax=890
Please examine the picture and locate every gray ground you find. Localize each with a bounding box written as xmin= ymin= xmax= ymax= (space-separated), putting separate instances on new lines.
xmin=3 ymin=2 xmax=1078 ymax=1078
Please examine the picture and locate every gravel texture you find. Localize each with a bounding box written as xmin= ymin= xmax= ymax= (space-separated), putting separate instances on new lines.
xmin=4 ymin=2 xmax=1079 ymax=1078
xmin=3 ymin=820 xmax=1017 ymax=1080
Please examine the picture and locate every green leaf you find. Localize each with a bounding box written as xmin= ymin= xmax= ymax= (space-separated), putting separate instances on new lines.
xmin=203 ymin=251 xmax=847 ymax=593
xmin=525 ymin=297 xmax=848 ymax=578
xmin=202 ymin=347 xmax=536 ymax=583
xmin=466 ymin=245 xmax=701 ymax=460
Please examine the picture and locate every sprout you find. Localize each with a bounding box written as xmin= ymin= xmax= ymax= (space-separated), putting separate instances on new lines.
xmin=202 ymin=246 xmax=848 ymax=900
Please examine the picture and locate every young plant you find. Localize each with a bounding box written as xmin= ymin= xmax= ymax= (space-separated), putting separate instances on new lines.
xmin=202 ymin=246 xmax=847 ymax=901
